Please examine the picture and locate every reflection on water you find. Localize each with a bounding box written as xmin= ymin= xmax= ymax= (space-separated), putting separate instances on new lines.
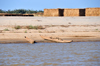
xmin=0 ymin=42 xmax=100 ymax=66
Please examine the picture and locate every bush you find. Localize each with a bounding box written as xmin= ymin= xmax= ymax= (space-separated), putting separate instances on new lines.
xmin=24 ymin=30 xmax=27 ymax=33
xmin=27 ymin=25 xmax=34 ymax=29
xmin=27 ymin=25 xmax=44 ymax=30
xmin=33 ymin=26 xmax=38 ymax=29
xmin=96 ymin=29 xmax=98 ymax=30
xmin=4 ymin=28 xmax=9 ymax=31
xmin=39 ymin=31 xmax=42 ymax=33
xmin=15 ymin=25 xmax=21 ymax=29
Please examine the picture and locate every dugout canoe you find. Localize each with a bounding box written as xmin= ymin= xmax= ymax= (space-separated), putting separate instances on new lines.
xmin=40 ymin=35 xmax=72 ymax=43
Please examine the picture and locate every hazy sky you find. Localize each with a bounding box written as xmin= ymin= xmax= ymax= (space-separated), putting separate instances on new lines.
xmin=0 ymin=0 xmax=100 ymax=11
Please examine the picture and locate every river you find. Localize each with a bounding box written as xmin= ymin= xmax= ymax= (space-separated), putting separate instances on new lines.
xmin=0 ymin=42 xmax=100 ymax=66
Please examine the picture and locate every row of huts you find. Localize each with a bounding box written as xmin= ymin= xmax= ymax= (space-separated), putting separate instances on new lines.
xmin=0 ymin=13 xmax=34 ymax=16
xmin=44 ymin=8 xmax=100 ymax=16
xmin=0 ymin=8 xmax=100 ymax=17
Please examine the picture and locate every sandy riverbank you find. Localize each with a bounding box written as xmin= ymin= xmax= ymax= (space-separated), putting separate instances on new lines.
xmin=0 ymin=16 xmax=100 ymax=43
xmin=0 ymin=32 xmax=100 ymax=43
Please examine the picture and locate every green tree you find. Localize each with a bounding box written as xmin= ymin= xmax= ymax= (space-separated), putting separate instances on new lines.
xmin=0 ymin=9 xmax=44 ymax=14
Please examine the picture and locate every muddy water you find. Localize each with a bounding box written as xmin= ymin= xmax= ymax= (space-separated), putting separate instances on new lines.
xmin=0 ymin=42 xmax=100 ymax=66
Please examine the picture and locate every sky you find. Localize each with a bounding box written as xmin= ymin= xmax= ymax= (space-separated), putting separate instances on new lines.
xmin=0 ymin=0 xmax=100 ymax=11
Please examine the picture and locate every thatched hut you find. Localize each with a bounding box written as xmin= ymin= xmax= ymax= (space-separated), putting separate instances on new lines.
xmin=33 ymin=12 xmax=43 ymax=16
xmin=44 ymin=8 xmax=64 ymax=16
xmin=86 ymin=8 xmax=100 ymax=16
xmin=23 ymin=14 xmax=34 ymax=16
xmin=0 ymin=13 xmax=8 ymax=16
xmin=64 ymin=8 xmax=85 ymax=16
xmin=0 ymin=13 xmax=34 ymax=16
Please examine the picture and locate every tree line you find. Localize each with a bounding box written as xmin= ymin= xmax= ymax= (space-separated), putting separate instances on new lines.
xmin=0 ymin=9 xmax=44 ymax=14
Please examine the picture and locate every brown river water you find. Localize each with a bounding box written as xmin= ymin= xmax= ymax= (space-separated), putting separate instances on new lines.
xmin=0 ymin=42 xmax=100 ymax=66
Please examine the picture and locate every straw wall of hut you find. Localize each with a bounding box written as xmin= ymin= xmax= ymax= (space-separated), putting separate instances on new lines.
xmin=86 ymin=8 xmax=100 ymax=16
xmin=64 ymin=9 xmax=79 ymax=16
xmin=44 ymin=9 xmax=59 ymax=16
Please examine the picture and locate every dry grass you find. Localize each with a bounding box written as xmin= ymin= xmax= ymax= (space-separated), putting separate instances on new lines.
xmin=31 ymin=25 xmax=44 ymax=30
xmin=0 ymin=30 xmax=2 ymax=33
xmin=60 ymin=25 xmax=69 ymax=27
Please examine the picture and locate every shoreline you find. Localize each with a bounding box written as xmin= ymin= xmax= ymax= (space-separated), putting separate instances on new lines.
xmin=0 ymin=32 xmax=100 ymax=44
xmin=0 ymin=38 xmax=100 ymax=44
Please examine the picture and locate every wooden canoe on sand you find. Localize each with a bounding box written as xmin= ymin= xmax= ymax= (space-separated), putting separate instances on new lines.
xmin=40 ymin=35 xmax=72 ymax=43
xmin=24 ymin=36 xmax=35 ymax=44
